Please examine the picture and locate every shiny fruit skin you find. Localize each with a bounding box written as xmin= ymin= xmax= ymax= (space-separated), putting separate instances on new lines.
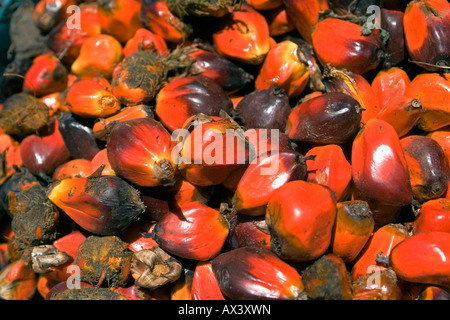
xmin=371 ymin=67 xmax=410 ymax=110
xmin=191 ymin=261 xmax=226 ymax=300
xmin=413 ymin=198 xmax=450 ymax=234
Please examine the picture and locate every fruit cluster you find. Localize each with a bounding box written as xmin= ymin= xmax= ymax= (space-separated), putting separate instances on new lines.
xmin=0 ymin=0 xmax=449 ymax=300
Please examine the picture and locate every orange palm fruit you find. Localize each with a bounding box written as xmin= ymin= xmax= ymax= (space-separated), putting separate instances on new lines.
xmin=286 ymin=92 xmax=362 ymax=145
xmin=93 ymin=104 xmax=153 ymax=140
xmin=167 ymin=179 xmax=211 ymax=209
xmin=0 ymin=132 xmax=22 ymax=185
xmin=188 ymin=47 xmax=254 ymax=93
xmin=351 ymin=223 xmax=409 ymax=281
xmin=428 ymin=127 xmax=450 ymax=163
xmin=376 ymin=96 xmax=423 ymax=138
xmin=211 ymin=246 xmax=306 ymax=300
xmin=301 ymin=254 xmax=353 ymax=300
xmin=176 ymin=115 xmax=250 ymax=186
xmin=266 ymin=180 xmax=337 ymax=262
xmin=151 ymin=201 xmax=229 ymax=261
xmin=229 ymin=214 xmax=271 ymax=250
xmin=263 ymin=5 xmax=295 ymax=37
xmin=107 ymin=117 xmax=177 ymax=187
xmin=305 ymin=144 xmax=352 ymax=202
xmin=47 ymin=175 xmax=145 ymax=235
xmin=48 ymin=2 xmax=102 ymax=64
xmin=52 ymin=159 xmax=93 ymax=180
xmin=140 ymin=0 xmax=192 ymax=43
xmin=97 ymin=0 xmax=143 ymax=44
xmin=330 ymin=201 xmax=375 ymax=263
xmin=155 ymin=75 xmax=233 ymax=132
xmin=66 ymin=79 xmax=121 ymax=118
xmin=311 ymin=18 xmax=385 ymax=75
xmin=0 ymin=259 xmax=37 ymax=300
xmin=247 ymin=0 xmax=283 ymax=10
xmin=255 ymin=40 xmax=311 ymax=98
xmin=22 ymin=53 xmax=68 ymax=96
xmin=323 ymin=67 xmax=380 ymax=125
xmin=371 ymin=67 xmax=411 ymax=110
xmin=213 ymin=4 xmax=271 ymax=65
xmin=390 ymin=232 xmax=450 ymax=287
xmin=352 ymin=268 xmax=399 ymax=300
xmin=283 ymin=0 xmax=329 ymax=44
xmin=71 ymin=34 xmax=124 ymax=79
xmin=418 ymin=286 xmax=450 ymax=300
xmin=405 ymin=72 xmax=450 ymax=132
xmin=400 ymin=135 xmax=449 ymax=202
xmin=19 ymin=117 xmax=71 ymax=175
xmin=171 ymin=269 xmax=194 ymax=300
xmin=40 ymin=92 xmax=66 ymax=116
xmin=123 ymin=28 xmax=168 ymax=57
xmin=413 ymin=198 xmax=450 ymax=235
xmin=37 ymin=275 xmax=59 ymax=299
xmin=90 ymin=149 xmax=116 ymax=176
xmin=33 ymin=0 xmax=76 ymax=33
xmin=234 ymin=151 xmax=307 ymax=216
xmin=191 ymin=261 xmax=226 ymax=300
xmin=351 ymin=118 xmax=412 ymax=207
xmin=403 ymin=0 xmax=450 ymax=71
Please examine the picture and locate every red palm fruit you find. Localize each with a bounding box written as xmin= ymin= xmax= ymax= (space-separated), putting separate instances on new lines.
xmin=0 ymin=243 xmax=9 ymax=270
xmin=311 ymin=18 xmax=384 ymax=75
xmin=351 ymin=223 xmax=409 ymax=281
xmin=263 ymin=5 xmax=295 ymax=37
xmin=236 ymin=88 xmax=291 ymax=131
xmin=376 ymin=96 xmax=423 ymax=138
xmin=0 ymin=132 xmax=22 ymax=185
xmin=71 ymin=34 xmax=124 ymax=79
xmin=66 ymin=79 xmax=121 ymax=118
xmin=247 ymin=0 xmax=283 ymax=10
xmin=305 ymin=144 xmax=352 ymax=202
xmin=93 ymin=105 xmax=153 ymax=140
xmin=176 ymin=115 xmax=250 ymax=186
xmin=155 ymin=75 xmax=233 ymax=132
xmin=255 ymin=40 xmax=310 ymax=98
xmin=213 ymin=4 xmax=271 ymax=65
xmin=40 ymin=92 xmax=65 ymax=116
xmin=266 ymin=180 xmax=337 ymax=261
xmin=139 ymin=186 xmax=172 ymax=221
xmin=191 ymin=261 xmax=226 ymax=300
xmin=413 ymin=198 xmax=450 ymax=234
xmin=428 ymin=127 xmax=450 ymax=163
xmin=140 ymin=0 xmax=192 ymax=43
xmin=234 ymin=151 xmax=307 ymax=216
xmin=188 ymin=47 xmax=254 ymax=93
xmin=283 ymin=0 xmax=329 ymax=44
xmin=403 ymin=0 xmax=450 ymax=71
xmin=52 ymin=159 xmax=93 ymax=180
xmin=400 ymin=135 xmax=449 ymax=202
xmin=151 ymin=201 xmax=229 ymax=261
xmin=167 ymin=179 xmax=211 ymax=209
xmin=244 ymin=128 xmax=293 ymax=158
xmin=323 ymin=67 xmax=380 ymax=125
xmin=286 ymin=92 xmax=362 ymax=144
xmin=301 ymin=254 xmax=353 ymax=300
xmin=371 ymin=67 xmax=411 ymax=110
xmin=107 ymin=118 xmax=177 ymax=187
xmin=0 ymin=259 xmax=37 ymax=300
xmin=381 ymin=9 xmax=405 ymax=68
xmin=123 ymin=28 xmax=168 ymax=57
xmin=22 ymin=53 xmax=68 ymax=96
xmin=33 ymin=0 xmax=76 ymax=33
xmin=405 ymin=73 xmax=450 ymax=132
xmin=330 ymin=201 xmax=375 ymax=263
xmin=352 ymin=268 xmax=399 ymax=300
xmin=19 ymin=117 xmax=71 ymax=175
xmin=229 ymin=214 xmax=271 ymax=250
xmin=212 ymin=246 xmax=306 ymax=300
xmin=120 ymin=222 xmax=158 ymax=253
xmin=418 ymin=286 xmax=450 ymax=300
xmin=351 ymin=118 xmax=412 ymax=207
xmin=390 ymin=232 xmax=450 ymax=287
xmin=90 ymin=149 xmax=116 ymax=176
xmin=171 ymin=268 xmax=194 ymax=300
xmin=37 ymin=275 xmax=59 ymax=299
xmin=221 ymin=167 xmax=247 ymax=192
xmin=48 ymin=3 xmax=101 ymax=64
xmin=47 ymin=175 xmax=145 ymax=235
xmin=97 ymin=0 xmax=143 ymax=44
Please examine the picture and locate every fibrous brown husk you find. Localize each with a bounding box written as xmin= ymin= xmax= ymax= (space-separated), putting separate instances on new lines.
xmin=50 ymin=287 xmax=128 ymax=300
xmin=0 ymin=93 xmax=50 ymax=136
xmin=74 ymin=236 xmax=133 ymax=288
xmin=166 ymin=0 xmax=241 ymax=18
xmin=10 ymin=183 xmax=59 ymax=251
